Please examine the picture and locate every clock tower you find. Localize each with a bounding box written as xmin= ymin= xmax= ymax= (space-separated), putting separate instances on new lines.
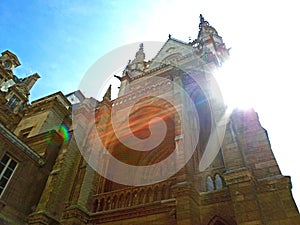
xmin=0 ymin=50 xmax=40 ymax=130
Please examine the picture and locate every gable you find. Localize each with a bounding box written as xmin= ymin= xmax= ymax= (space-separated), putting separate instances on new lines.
xmin=147 ymin=38 xmax=194 ymax=71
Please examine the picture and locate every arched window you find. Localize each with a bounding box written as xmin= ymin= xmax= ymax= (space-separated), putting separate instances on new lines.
xmin=207 ymin=176 xmax=214 ymax=191
xmin=215 ymin=174 xmax=223 ymax=190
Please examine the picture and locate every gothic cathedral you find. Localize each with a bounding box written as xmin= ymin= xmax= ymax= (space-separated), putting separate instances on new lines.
xmin=0 ymin=15 xmax=299 ymax=225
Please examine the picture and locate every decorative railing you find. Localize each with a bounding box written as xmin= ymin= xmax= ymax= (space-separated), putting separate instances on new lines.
xmin=92 ymin=179 xmax=175 ymax=212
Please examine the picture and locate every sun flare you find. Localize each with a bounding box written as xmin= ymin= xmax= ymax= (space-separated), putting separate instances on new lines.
xmin=214 ymin=57 xmax=255 ymax=112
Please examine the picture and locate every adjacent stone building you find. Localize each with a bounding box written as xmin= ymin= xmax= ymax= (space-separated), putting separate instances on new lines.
xmin=0 ymin=15 xmax=299 ymax=225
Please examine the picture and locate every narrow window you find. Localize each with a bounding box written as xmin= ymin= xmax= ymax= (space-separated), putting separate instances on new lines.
xmin=215 ymin=174 xmax=223 ymax=190
xmin=207 ymin=176 xmax=214 ymax=191
xmin=0 ymin=154 xmax=17 ymax=197
xmin=6 ymin=96 xmax=19 ymax=110
xmin=20 ymin=127 xmax=33 ymax=138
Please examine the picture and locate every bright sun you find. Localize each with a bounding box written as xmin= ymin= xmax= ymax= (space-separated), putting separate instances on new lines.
xmin=214 ymin=55 xmax=255 ymax=112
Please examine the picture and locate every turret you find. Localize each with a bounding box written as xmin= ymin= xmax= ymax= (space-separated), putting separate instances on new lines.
xmin=124 ymin=43 xmax=146 ymax=78
xmin=191 ymin=14 xmax=229 ymax=65
xmin=0 ymin=50 xmax=39 ymax=129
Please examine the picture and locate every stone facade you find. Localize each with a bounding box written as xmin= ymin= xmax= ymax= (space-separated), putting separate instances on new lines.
xmin=0 ymin=15 xmax=300 ymax=225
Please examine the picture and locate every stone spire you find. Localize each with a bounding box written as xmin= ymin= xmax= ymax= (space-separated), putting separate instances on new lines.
xmin=103 ymin=84 xmax=111 ymax=101
xmin=21 ymin=73 xmax=40 ymax=91
xmin=197 ymin=14 xmax=219 ymax=43
xmin=196 ymin=14 xmax=229 ymax=66
xmin=198 ymin=14 xmax=208 ymax=31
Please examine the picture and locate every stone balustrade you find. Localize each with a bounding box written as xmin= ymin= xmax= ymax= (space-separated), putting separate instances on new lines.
xmin=92 ymin=179 xmax=175 ymax=212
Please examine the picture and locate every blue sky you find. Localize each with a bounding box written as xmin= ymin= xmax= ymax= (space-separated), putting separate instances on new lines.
xmin=1 ymin=0 xmax=300 ymax=208
xmin=1 ymin=0 xmax=162 ymax=99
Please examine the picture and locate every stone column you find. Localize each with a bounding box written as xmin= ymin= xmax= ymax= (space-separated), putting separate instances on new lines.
xmin=171 ymin=181 xmax=201 ymax=225
xmin=224 ymin=168 xmax=264 ymax=225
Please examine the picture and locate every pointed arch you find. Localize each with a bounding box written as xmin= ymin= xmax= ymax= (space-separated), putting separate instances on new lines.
xmin=99 ymin=198 xmax=104 ymax=211
xmin=132 ymin=190 xmax=138 ymax=205
xmin=125 ymin=192 xmax=131 ymax=207
xmin=162 ymin=184 xmax=169 ymax=200
xmin=139 ymin=189 xmax=145 ymax=204
xmin=118 ymin=194 xmax=124 ymax=208
xmin=208 ymin=215 xmax=231 ymax=225
xmin=105 ymin=197 xmax=111 ymax=210
xmin=153 ymin=186 xmax=159 ymax=201
xmin=145 ymin=187 xmax=152 ymax=203
xmin=111 ymin=195 xmax=118 ymax=209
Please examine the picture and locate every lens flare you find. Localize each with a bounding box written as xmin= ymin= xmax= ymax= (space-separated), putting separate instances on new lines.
xmin=46 ymin=124 xmax=70 ymax=146
xmin=59 ymin=124 xmax=70 ymax=144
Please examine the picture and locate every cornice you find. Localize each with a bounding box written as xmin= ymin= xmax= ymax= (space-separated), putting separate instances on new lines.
xmin=0 ymin=123 xmax=44 ymax=166
xmin=257 ymin=175 xmax=291 ymax=193
xmin=25 ymin=96 xmax=71 ymax=117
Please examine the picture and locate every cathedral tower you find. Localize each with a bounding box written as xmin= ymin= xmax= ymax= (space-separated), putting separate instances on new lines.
xmin=66 ymin=15 xmax=300 ymax=225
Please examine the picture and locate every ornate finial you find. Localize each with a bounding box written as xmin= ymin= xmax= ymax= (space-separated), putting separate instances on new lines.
xmin=169 ymin=34 xmax=172 ymax=39
xmin=134 ymin=43 xmax=145 ymax=62
xmin=199 ymin=14 xmax=209 ymax=29
xmin=139 ymin=43 xmax=144 ymax=50
xmin=200 ymin=14 xmax=205 ymax=22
